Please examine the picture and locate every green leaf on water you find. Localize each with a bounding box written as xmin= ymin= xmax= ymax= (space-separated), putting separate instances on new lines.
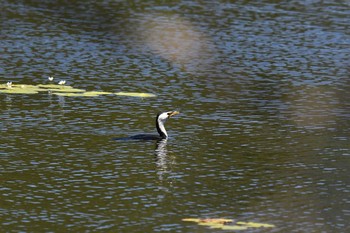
xmin=0 ymin=84 xmax=85 ymax=94
xmin=1 ymin=83 xmax=156 ymax=98
xmin=37 ymin=84 xmax=72 ymax=89
xmin=182 ymin=218 xmax=232 ymax=224
xmin=0 ymin=84 xmax=42 ymax=94
xmin=49 ymin=88 xmax=86 ymax=93
xmin=87 ymin=91 xmax=113 ymax=95
xmin=37 ymin=84 xmax=86 ymax=93
xmin=12 ymin=84 xmax=39 ymax=89
xmin=202 ymin=223 xmax=248 ymax=230
xmin=114 ymin=92 xmax=156 ymax=98
xmin=0 ymin=87 xmax=39 ymax=94
xmin=52 ymin=91 xmax=113 ymax=97
xmin=236 ymin=221 xmax=275 ymax=228
xmin=182 ymin=218 xmax=275 ymax=231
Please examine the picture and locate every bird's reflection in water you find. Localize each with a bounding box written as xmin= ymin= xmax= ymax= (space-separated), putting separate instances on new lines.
xmin=154 ymin=139 xmax=176 ymax=194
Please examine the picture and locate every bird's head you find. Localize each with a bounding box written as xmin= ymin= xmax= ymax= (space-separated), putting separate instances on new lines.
xmin=157 ymin=111 xmax=180 ymax=122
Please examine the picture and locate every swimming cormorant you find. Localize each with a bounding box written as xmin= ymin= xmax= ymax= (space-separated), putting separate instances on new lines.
xmin=114 ymin=111 xmax=179 ymax=140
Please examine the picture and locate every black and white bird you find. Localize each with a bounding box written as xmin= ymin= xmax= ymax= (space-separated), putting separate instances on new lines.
xmin=115 ymin=111 xmax=179 ymax=141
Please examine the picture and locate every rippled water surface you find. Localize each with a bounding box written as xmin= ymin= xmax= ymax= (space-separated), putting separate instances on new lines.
xmin=1 ymin=0 xmax=350 ymax=232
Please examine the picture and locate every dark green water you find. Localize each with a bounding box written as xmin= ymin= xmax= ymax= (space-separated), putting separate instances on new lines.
xmin=1 ymin=0 xmax=349 ymax=232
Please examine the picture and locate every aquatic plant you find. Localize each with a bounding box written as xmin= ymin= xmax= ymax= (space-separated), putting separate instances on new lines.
xmin=182 ymin=218 xmax=275 ymax=231
xmin=0 ymin=82 xmax=156 ymax=98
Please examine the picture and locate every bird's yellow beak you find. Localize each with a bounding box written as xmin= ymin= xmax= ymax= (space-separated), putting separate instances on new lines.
xmin=168 ymin=111 xmax=180 ymax=118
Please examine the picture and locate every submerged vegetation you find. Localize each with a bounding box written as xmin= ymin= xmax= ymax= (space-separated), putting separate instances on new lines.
xmin=0 ymin=82 xmax=156 ymax=98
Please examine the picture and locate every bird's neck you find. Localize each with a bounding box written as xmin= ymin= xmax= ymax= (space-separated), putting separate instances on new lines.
xmin=156 ymin=119 xmax=168 ymax=138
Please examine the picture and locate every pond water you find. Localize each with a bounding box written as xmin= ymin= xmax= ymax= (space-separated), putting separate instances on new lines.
xmin=1 ymin=0 xmax=349 ymax=232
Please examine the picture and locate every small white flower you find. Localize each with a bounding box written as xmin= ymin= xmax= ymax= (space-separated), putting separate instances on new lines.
xmin=6 ymin=82 xmax=12 ymax=88
xmin=58 ymin=80 xmax=66 ymax=85
xmin=48 ymin=76 xmax=54 ymax=81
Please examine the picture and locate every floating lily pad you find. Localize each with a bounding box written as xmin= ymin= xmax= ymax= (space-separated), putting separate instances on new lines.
xmin=53 ymin=92 xmax=99 ymax=97
xmin=182 ymin=218 xmax=275 ymax=231
xmin=87 ymin=91 xmax=113 ymax=95
xmin=37 ymin=84 xmax=72 ymax=89
xmin=202 ymin=223 xmax=248 ymax=230
xmin=0 ymin=84 xmax=37 ymax=90
xmin=183 ymin=218 xmax=232 ymax=224
xmin=114 ymin=92 xmax=156 ymax=98
xmin=236 ymin=221 xmax=275 ymax=228
xmin=0 ymin=88 xmax=39 ymax=94
xmin=12 ymin=84 xmax=39 ymax=89
xmin=1 ymin=83 xmax=157 ymax=98
xmin=0 ymin=84 xmax=12 ymax=89
xmin=0 ymin=84 xmax=86 ymax=94
xmin=38 ymin=84 xmax=86 ymax=93
xmin=52 ymin=91 xmax=113 ymax=97
xmin=0 ymin=84 xmax=42 ymax=94
xmin=49 ymin=88 xmax=86 ymax=93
